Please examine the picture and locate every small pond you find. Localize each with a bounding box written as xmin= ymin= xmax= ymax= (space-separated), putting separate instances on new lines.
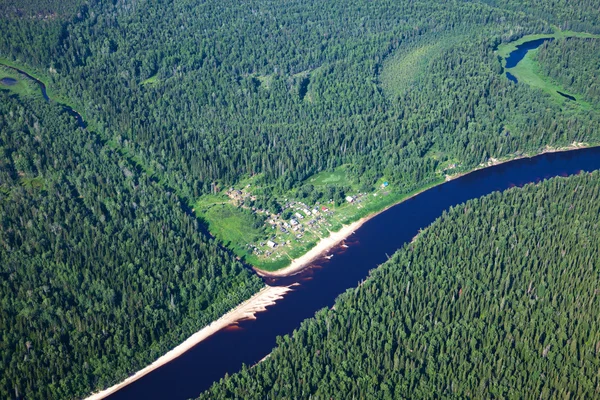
xmin=0 ymin=77 xmax=18 ymax=86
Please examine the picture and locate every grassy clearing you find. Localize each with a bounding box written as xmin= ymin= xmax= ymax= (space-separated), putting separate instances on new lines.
xmin=0 ymin=57 xmax=93 ymax=126
xmin=497 ymin=30 xmax=600 ymax=59
xmin=307 ymin=165 xmax=354 ymax=188
xmin=499 ymin=31 xmax=600 ymax=111
xmin=141 ymin=75 xmax=159 ymax=85
xmin=0 ymin=66 xmax=41 ymax=98
xmin=201 ymin=203 xmax=265 ymax=250
xmin=193 ymin=167 xmax=446 ymax=271
xmin=509 ymin=52 xmax=595 ymax=110
xmin=255 ymin=74 xmax=273 ymax=89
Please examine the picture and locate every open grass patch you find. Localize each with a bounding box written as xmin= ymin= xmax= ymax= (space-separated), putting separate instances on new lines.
xmin=0 ymin=65 xmax=40 ymax=98
xmin=307 ymin=165 xmax=354 ymax=188
xmin=141 ymin=74 xmax=159 ymax=86
xmin=201 ymin=203 xmax=266 ymax=253
xmin=499 ymin=30 xmax=600 ymax=111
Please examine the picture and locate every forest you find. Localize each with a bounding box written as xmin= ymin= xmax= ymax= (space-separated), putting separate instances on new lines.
xmin=0 ymin=92 xmax=262 ymax=399
xmin=1 ymin=0 xmax=599 ymax=203
xmin=200 ymin=172 xmax=600 ymax=399
xmin=0 ymin=0 xmax=599 ymax=398
xmin=536 ymin=37 xmax=600 ymax=104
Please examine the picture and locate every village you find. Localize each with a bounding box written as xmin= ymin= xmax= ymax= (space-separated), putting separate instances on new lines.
xmin=219 ymin=180 xmax=392 ymax=267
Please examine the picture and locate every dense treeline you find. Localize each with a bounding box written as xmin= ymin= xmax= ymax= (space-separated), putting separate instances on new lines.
xmin=201 ymin=172 xmax=600 ymax=399
xmin=2 ymin=0 xmax=599 ymax=202
xmin=0 ymin=0 xmax=83 ymax=17
xmin=0 ymin=92 xmax=263 ymax=399
xmin=1 ymin=0 xmax=600 ymax=398
xmin=479 ymin=0 xmax=600 ymax=33
xmin=536 ymin=37 xmax=600 ymax=104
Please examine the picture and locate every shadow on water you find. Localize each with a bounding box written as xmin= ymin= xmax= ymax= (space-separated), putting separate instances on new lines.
xmin=107 ymin=146 xmax=600 ymax=400
xmin=557 ymin=91 xmax=576 ymax=101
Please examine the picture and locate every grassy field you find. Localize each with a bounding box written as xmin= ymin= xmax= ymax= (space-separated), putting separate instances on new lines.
xmin=307 ymin=165 xmax=355 ymax=188
xmin=192 ymin=168 xmax=446 ymax=271
xmin=0 ymin=65 xmax=42 ymax=98
xmin=141 ymin=74 xmax=159 ymax=85
xmin=201 ymin=204 xmax=265 ymax=248
xmin=498 ymin=30 xmax=600 ymax=110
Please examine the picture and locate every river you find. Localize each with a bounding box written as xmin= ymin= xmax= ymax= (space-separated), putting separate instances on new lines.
xmin=2 ymin=59 xmax=597 ymax=400
xmin=105 ymin=145 xmax=600 ymax=400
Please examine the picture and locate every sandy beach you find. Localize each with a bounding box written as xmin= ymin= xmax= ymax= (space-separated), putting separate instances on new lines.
xmin=254 ymin=188 xmax=436 ymax=278
xmin=256 ymin=142 xmax=594 ymax=278
xmin=84 ymin=141 xmax=595 ymax=400
xmin=83 ymin=284 xmax=293 ymax=400
xmin=254 ymin=218 xmax=366 ymax=277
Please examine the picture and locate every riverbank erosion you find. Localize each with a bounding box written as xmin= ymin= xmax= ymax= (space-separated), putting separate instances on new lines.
xmin=83 ymin=285 xmax=293 ymax=400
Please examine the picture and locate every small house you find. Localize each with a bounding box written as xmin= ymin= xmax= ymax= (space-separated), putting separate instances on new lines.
xmin=295 ymin=212 xmax=304 ymax=220
xmin=267 ymin=241 xmax=277 ymax=249
xmin=381 ymin=181 xmax=389 ymax=188
xmin=290 ymin=219 xmax=298 ymax=226
xmin=345 ymin=196 xmax=354 ymax=203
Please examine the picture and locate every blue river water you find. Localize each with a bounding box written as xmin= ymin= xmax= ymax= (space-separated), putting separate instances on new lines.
xmin=108 ymin=145 xmax=600 ymax=400
xmin=504 ymin=38 xmax=553 ymax=68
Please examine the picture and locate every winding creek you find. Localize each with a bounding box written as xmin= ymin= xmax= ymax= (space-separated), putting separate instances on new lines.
xmin=2 ymin=54 xmax=600 ymax=400
xmin=502 ymin=35 xmax=580 ymax=102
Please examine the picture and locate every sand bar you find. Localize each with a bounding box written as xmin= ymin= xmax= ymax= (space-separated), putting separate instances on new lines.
xmin=85 ymin=142 xmax=593 ymax=399
xmin=83 ymin=284 xmax=292 ymax=400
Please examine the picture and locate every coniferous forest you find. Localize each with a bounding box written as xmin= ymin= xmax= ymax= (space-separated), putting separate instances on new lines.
xmin=0 ymin=0 xmax=599 ymax=398
xmin=0 ymin=93 xmax=262 ymax=398
xmin=536 ymin=37 xmax=600 ymax=104
xmin=201 ymin=172 xmax=600 ymax=399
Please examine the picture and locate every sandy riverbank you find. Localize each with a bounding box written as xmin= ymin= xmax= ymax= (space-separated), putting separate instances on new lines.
xmin=258 ymin=142 xmax=594 ymax=278
xmin=254 ymin=183 xmax=441 ymax=278
xmin=85 ymin=141 xmax=596 ymax=399
xmin=254 ymin=218 xmax=366 ymax=277
xmin=446 ymin=142 xmax=589 ymax=182
xmin=84 ymin=284 xmax=293 ymax=400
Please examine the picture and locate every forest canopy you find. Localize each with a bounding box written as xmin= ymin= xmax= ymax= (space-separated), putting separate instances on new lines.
xmin=0 ymin=92 xmax=262 ymax=399
xmin=0 ymin=0 xmax=599 ymax=398
xmin=200 ymin=172 xmax=600 ymax=399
